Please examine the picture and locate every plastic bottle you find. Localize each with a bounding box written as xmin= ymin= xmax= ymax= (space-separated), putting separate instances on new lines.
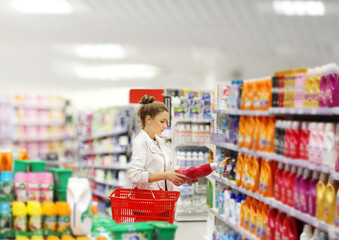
xmin=42 ymin=201 xmax=57 ymax=231
xmin=238 ymin=116 xmax=246 ymax=147
xmin=310 ymin=229 xmax=320 ymax=240
xmin=294 ymin=167 xmax=304 ymax=211
xmin=300 ymin=224 xmax=312 ymax=240
xmin=255 ymin=201 xmax=264 ymax=237
xmin=236 ymin=154 xmax=244 ymax=187
xmin=314 ymin=122 xmax=325 ymax=165
xmin=27 ymin=201 xmax=42 ymax=231
xmin=244 ymin=116 xmax=255 ymax=149
xmin=205 ymin=124 xmax=210 ymax=143
xmin=319 ymin=65 xmax=328 ymax=108
xmin=278 ymin=75 xmax=285 ymax=108
xmin=323 ymin=178 xmax=339 ymax=224
xmin=312 ymin=67 xmax=322 ymax=108
xmin=0 ymin=202 xmax=12 ymax=232
xmin=334 ymin=123 xmax=339 ymax=172
xmin=56 ymin=201 xmax=71 ymax=232
xmin=322 ymin=123 xmax=335 ymax=168
xmin=223 ymin=187 xmax=232 ymax=218
xmin=319 ymin=231 xmax=329 ymax=240
xmin=250 ymin=157 xmax=261 ymax=192
xmin=284 ymin=121 xmax=292 ymax=158
xmin=295 ymin=70 xmax=307 ymax=108
xmin=259 ymin=117 xmax=268 ymax=151
xmin=264 ymin=161 xmax=278 ymax=197
xmin=300 ymin=122 xmax=310 ymax=160
xmin=176 ymin=163 xmax=218 ymax=182
xmin=27 ymin=173 xmax=41 ymax=201
xmin=198 ymin=151 xmax=204 ymax=166
xmin=266 ymin=208 xmax=278 ymax=240
xmin=192 ymin=151 xmax=199 ymax=167
xmin=244 ymin=197 xmax=252 ymax=230
xmin=266 ymin=117 xmax=276 ymax=153
xmin=316 ymin=173 xmax=329 ymax=221
xmin=275 ymin=162 xmax=284 ymax=201
xmin=282 ymin=216 xmax=298 ymax=240
xmin=12 ymin=201 xmax=27 ymax=231
xmin=235 ymin=192 xmax=243 ymax=224
xmin=308 ymin=122 xmax=317 ymax=164
xmin=274 ymin=120 xmax=282 ymax=154
xmin=229 ymin=192 xmax=237 ymax=223
xmin=179 ymin=124 xmax=185 ymax=143
xmin=198 ymin=124 xmax=205 ymax=143
xmin=203 ymin=150 xmax=210 ymax=164
xmin=185 ymin=151 xmax=192 ymax=168
xmin=40 ymin=173 xmax=54 ymax=202
xmin=327 ymin=63 xmax=339 ymax=107
xmin=0 ymin=171 xmax=13 ymax=196
xmin=290 ymin=121 xmax=301 ymax=159
xmin=0 ymin=152 xmax=13 ymax=171
xmin=308 ymin=171 xmax=320 ymax=217
xmin=185 ymin=124 xmax=192 ymax=143
xmin=191 ymin=124 xmax=199 ymax=143
xmin=300 ymin=169 xmax=311 ymax=213
xmin=287 ymin=166 xmax=296 ymax=207
xmin=14 ymin=172 xmax=27 ymax=202
xmin=275 ymin=212 xmax=286 ymax=240
xmin=280 ymin=121 xmax=287 ymax=156
xmin=281 ymin=164 xmax=290 ymax=204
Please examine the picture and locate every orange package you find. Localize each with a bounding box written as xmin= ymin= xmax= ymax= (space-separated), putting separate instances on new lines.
xmin=252 ymin=117 xmax=262 ymax=150
xmin=244 ymin=116 xmax=255 ymax=149
xmin=236 ymin=154 xmax=244 ymax=186
xmin=238 ymin=116 xmax=246 ymax=148
xmin=265 ymin=117 xmax=276 ymax=153
xmin=258 ymin=117 xmax=268 ymax=151
xmin=249 ymin=199 xmax=259 ymax=233
xmin=251 ymin=157 xmax=262 ymax=193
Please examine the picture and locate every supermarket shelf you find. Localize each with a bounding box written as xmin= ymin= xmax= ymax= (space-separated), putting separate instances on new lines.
xmin=212 ymin=138 xmax=331 ymax=174
xmin=91 ymin=178 xmax=123 ymax=188
xmin=79 ymin=150 xmax=126 ymax=156
xmin=14 ymin=121 xmax=65 ymax=126
xmin=214 ymin=109 xmax=269 ymax=116
xmin=92 ymin=190 xmax=108 ymax=199
xmin=80 ymin=129 xmax=128 ymax=142
xmin=211 ymin=173 xmax=336 ymax=234
xmin=204 ymin=143 xmax=216 ymax=153
xmin=269 ymin=107 xmax=335 ymax=115
xmin=173 ymin=118 xmax=212 ymax=124
xmin=12 ymin=136 xmax=65 ymax=142
xmin=175 ymin=143 xmax=208 ymax=148
xmin=207 ymin=207 xmax=258 ymax=240
xmin=79 ymin=165 xmax=128 ymax=171
xmin=175 ymin=211 xmax=208 ymax=222
xmin=11 ymin=103 xmax=64 ymax=110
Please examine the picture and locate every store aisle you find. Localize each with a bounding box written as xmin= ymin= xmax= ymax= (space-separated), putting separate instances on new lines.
xmin=174 ymin=221 xmax=207 ymax=240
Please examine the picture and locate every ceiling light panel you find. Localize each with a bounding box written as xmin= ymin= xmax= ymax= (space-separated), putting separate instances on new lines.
xmin=75 ymin=44 xmax=126 ymax=59
xmin=272 ymin=1 xmax=325 ymax=16
xmin=11 ymin=0 xmax=73 ymax=14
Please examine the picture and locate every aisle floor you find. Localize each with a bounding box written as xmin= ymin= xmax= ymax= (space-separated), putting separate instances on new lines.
xmin=174 ymin=221 xmax=207 ymax=240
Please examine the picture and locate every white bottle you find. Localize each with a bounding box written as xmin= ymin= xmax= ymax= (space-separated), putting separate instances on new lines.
xmin=334 ymin=123 xmax=339 ymax=171
xmin=179 ymin=124 xmax=186 ymax=144
xmin=204 ymin=150 xmax=210 ymax=164
xmin=175 ymin=124 xmax=180 ymax=142
xmin=198 ymin=151 xmax=204 ymax=166
xmin=192 ymin=124 xmax=199 ymax=143
xmin=310 ymin=228 xmax=320 ymax=240
xmin=192 ymin=151 xmax=198 ymax=167
xmin=198 ymin=124 xmax=205 ymax=143
xmin=315 ymin=123 xmax=325 ymax=165
xmin=176 ymin=150 xmax=182 ymax=168
xmin=300 ymin=224 xmax=313 ymax=240
xmin=323 ymin=123 xmax=335 ymax=168
xmin=229 ymin=193 xmax=236 ymax=223
xmin=185 ymin=151 xmax=192 ymax=167
xmin=205 ymin=125 xmax=211 ymax=143
xmin=223 ymin=187 xmax=231 ymax=218
xmin=308 ymin=122 xmax=317 ymax=163
xmin=185 ymin=124 xmax=192 ymax=143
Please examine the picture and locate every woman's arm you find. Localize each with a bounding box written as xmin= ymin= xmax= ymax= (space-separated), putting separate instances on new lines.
xmin=149 ymin=170 xmax=187 ymax=186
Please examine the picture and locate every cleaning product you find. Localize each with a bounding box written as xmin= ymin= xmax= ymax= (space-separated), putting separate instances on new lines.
xmin=327 ymin=63 xmax=339 ymax=107
xmin=314 ymin=123 xmax=325 ymax=165
xmin=275 ymin=212 xmax=286 ymax=240
xmin=229 ymin=192 xmax=237 ymax=223
xmin=266 ymin=208 xmax=278 ymax=240
xmin=235 ymin=154 xmax=244 ymax=186
xmin=284 ymin=121 xmax=292 ymax=158
xmin=40 ymin=173 xmax=54 ymax=202
xmin=0 ymin=202 xmax=12 ymax=233
xmin=67 ymin=177 xmax=92 ymax=235
xmin=249 ymin=199 xmax=258 ymax=234
xmin=14 ymin=172 xmax=27 ymax=202
xmin=312 ymin=67 xmax=321 ymax=108
xmin=252 ymin=117 xmax=262 ymax=150
xmin=243 ymin=196 xmax=252 ymax=230
xmin=316 ymin=173 xmax=329 ymax=221
xmin=266 ymin=117 xmax=276 ymax=153
xmin=308 ymin=171 xmax=320 ymax=217
xmin=281 ymin=164 xmax=290 ymax=204
xmin=0 ymin=152 xmax=13 ymax=172
xmin=304 ymin=68 xmax=313 ymax=108
xmin=263 ymin=161 xmax=277 ymax=197
xmin=235 ymin=192 xmax=243 ymax=224
xmin=242 ymin=155 xmax=251 ymax=189
xmin=250 ymin=156 xmax=261 ymax=192
xmin=255 ymin=201 xmax=264 ymax=237
xmin=259 ymin=117 xmax=269 ymax=152
xmin=310 ymin=229 xmax=320 ymax=240
xmin=176 ymin=163 xmax=218 ymax=182
xmin=282 ymin=216 xmax=298 ymax=240
xmin=295 ymin=70 xmax=307 ymax=108
xmin=0 ymin=171 xmax=13 ymax=197
xmin=238 ymin=116 xmax=246 ymax=148
xmin=274 ymin=120 xmax=282 ymax=154
xmin=300 ymin=224 xmax=313 ymax=240
xmin=27 ymin=201 xmax=42 ymax=231
xmin=308 ymin=122 xmax=317 ymax=164
xmin=260 ymin=204 xmax=270 ymax=240
xmin=275 ymin=163 xmax=284 ymax=202
xmin=323 ymin=123 xmax=336 ymax=168
xmin=300 ymin=122 xmax=310 ymax=161
xmin=42 ymin=201 xmax=57 ymax=231
xmin=300 ymin=169 xmax=311 ymax=213
xmin=56 ymin=202 xmax=71 ymax=232
xmin=12 ymin=201 xmax=27 ymax=231
xmin=244 ymin=116 xmax=255 ymax=149
xmin=289 ymin=121 xmax=301 ymax=159
xmin=334 ymin=184 xmax=339 ymax=229
xmin=286 ymin=166 xmax=296 ymax=207
xmin=294 ymin=167 xmax=304 ymax=211
xmin=323 ymin=178 xmax=339 ymax=224
xmin=334 ymin=123 xmax=339 ymax=172
xmin=27 ymin=173 xmax=40 ymax=201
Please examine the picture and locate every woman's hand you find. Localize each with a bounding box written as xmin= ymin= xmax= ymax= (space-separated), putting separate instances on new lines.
xmin=165 ymin=170 xmax=187 ymax=186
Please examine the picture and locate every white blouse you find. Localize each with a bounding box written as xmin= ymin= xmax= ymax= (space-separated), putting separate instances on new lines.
xmin=127 ymin=130 xmax=174 ymax=191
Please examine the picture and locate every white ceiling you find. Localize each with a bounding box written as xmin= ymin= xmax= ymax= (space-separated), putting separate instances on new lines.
xmin=0 ymin=0 xmax=338 ymax=100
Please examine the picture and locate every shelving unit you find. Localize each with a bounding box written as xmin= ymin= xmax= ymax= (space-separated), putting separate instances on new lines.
xmin=79 ymin=149 xmax=127 ymax=157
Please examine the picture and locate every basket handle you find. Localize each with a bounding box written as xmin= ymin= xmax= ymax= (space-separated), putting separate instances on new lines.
xmin=127 ymin=182 xmax=161 ymax=199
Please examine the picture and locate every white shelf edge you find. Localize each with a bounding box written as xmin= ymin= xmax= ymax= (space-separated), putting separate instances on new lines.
xmin=80 ymin=129 xmax=128 ymax=142
xmin=211 ymin=173 xmax=338 ymax=234
xmin=79 ymin=165 xmax=128 ymax=170
xmin=80 ymin=150 xmax=127 ymax=156
xmin=173 ymin=118 xmax=212 ymax=124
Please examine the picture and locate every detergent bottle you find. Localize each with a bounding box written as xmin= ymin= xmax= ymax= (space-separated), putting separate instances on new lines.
xmin=12 ymin=201 xmax=27 ymax=231
xmin=176 ymin=163 xmax=218 ymax=182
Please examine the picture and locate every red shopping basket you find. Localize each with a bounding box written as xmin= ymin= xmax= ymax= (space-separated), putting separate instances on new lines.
xmin=109 ymin=188 xmax=180 ymax=224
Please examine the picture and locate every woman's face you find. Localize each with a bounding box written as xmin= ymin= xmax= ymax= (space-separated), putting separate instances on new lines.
xmin=148 ymin=110 xmax=169 ymax=135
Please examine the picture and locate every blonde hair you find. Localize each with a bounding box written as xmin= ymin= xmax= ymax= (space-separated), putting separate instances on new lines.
xmin=137 ymin=95 xmax=168 ymax=129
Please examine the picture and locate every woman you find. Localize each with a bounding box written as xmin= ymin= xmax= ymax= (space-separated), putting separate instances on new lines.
xmin=127 ymin=94 xmax=187 ymax=190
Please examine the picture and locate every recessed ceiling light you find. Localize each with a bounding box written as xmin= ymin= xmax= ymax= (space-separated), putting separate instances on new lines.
xmin=272 ymin=1 xmax=325 ymax=16
xmin=11 ymin=0 xmax=73 ymax=14
xmin=74 ymin=64 xmax=160 ymax=80
xmin=75 ymin=44 xmax=126 ymax=59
